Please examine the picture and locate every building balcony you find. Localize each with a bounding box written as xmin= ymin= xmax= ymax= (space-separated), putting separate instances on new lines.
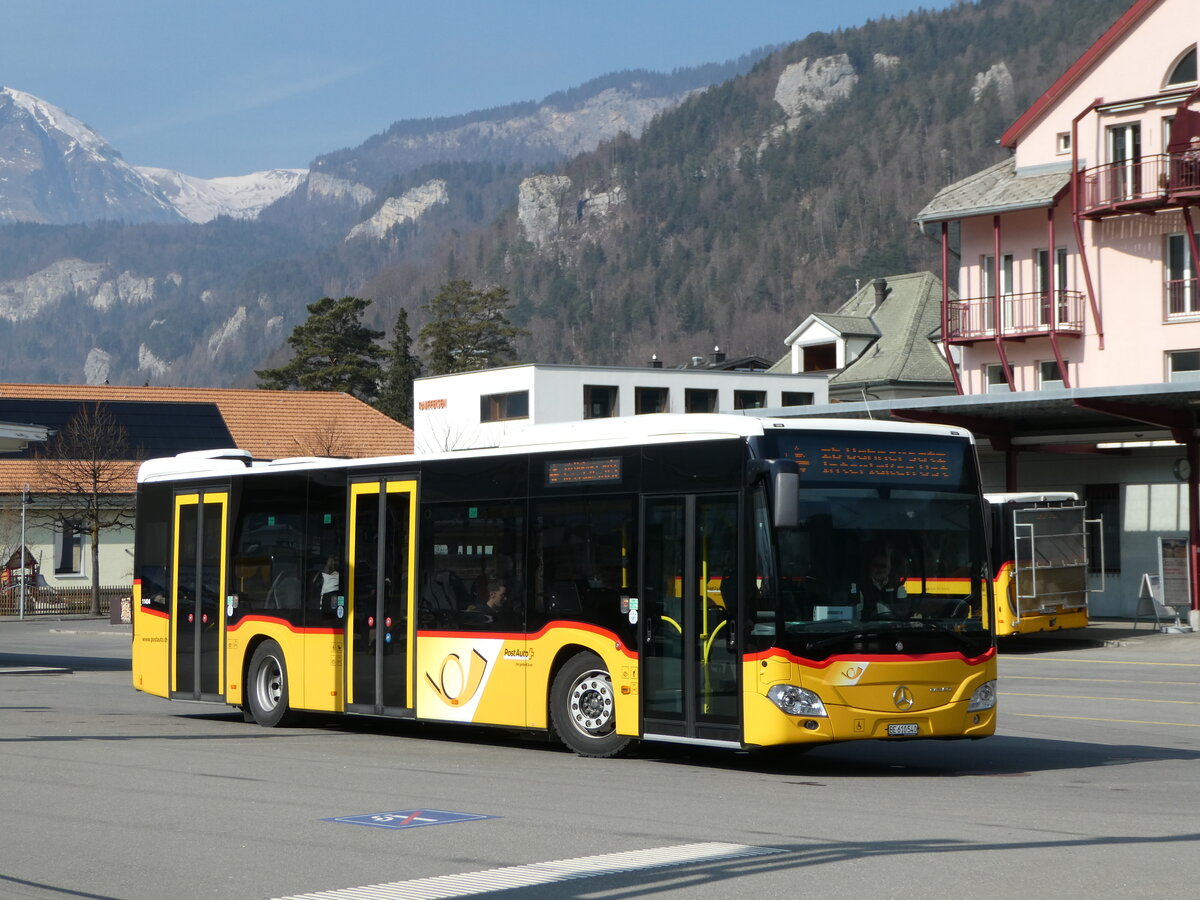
xmin=1166 ymin=278 xmax=1200 ymax=322
xmin=1079 ymin=151 xmax=1200 ymax=218
xmin=946 ymin=290 xmax=1085 ymax=344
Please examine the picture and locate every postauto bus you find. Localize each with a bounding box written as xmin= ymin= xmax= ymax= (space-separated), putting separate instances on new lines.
xmin=131 ymin=414 xmax=996 ymax=756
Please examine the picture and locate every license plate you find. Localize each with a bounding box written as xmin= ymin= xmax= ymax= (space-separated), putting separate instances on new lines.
xmin=887 ymin=723 xmax=919 ymax=737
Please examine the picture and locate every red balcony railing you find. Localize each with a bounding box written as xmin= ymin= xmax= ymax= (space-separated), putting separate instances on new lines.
xmin=1080 ymin=151 xmax=1200 ymax=216
xmin=1166 ymin=278 xmax=1200 ymax=321
xmin=947 ymin=290 xmax=1085 ymax=342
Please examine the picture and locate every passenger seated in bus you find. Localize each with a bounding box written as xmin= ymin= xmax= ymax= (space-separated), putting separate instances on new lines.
xmin=467 ymin=577 xmax=519 ymax=628
xmin=316 ymin=555 xmax=340 ymax=614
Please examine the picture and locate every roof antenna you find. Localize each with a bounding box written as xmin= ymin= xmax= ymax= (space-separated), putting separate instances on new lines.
xmin=860 ymin=387 xmax=875 ymax=420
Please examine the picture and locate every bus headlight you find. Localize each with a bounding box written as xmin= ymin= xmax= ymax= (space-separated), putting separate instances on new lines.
xmin=767 ymin=684 xmax=828 ymax=717
xmin=967 ymin=680 xmax=997 ymax=711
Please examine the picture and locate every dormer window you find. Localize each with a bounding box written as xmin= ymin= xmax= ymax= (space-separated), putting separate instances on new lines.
xmin=803 ymin=343 xmax=838 ymax=372
xmin=1166 ymin=46 xmax=1197 ymax=88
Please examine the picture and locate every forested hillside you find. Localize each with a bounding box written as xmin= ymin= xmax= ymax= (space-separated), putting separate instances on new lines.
xmin=358 ymin=0 xmax=1130 ymax=368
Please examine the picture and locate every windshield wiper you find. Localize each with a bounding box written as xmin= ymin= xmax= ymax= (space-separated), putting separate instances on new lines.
xmin=901 ymin=619 xmax=982 ymax=653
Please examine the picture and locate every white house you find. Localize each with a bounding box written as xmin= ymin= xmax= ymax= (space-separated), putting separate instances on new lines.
xmin=412 ymin=362 xmax=828 ymax=452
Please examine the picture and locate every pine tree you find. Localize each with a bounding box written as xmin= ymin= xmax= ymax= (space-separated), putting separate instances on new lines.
xmin=256 ymin=296 xmax=385 ymax=400
xmin=376 ymin=308 xmax=422 ymax=426
xmin=419 ymin=280 xmax=528 ymax=375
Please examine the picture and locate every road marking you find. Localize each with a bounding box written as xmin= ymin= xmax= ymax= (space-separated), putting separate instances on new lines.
xmin=1004 ymin=675 xmax=1199 ymax=686
xmin=1012 ymin=713 xmax=1200 ymax=728
xmin=273 ymin=841 xmax=783 ymax=900
xmin=323 ymin=810 xmax=497 ymax=830
xmin=1004 ymin=692 xmax=1200 ymax=705
xmin=1002 ymin=657 xmax=1200 ymax=668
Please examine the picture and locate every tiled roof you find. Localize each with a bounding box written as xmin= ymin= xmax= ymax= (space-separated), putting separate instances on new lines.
xmin=828 ymin=272 xmax=954 ymax=389
xmin=0 ymin=383 xmax=413 ymax=495
xmin=915 ymin=158 xmax=1070 ymax=225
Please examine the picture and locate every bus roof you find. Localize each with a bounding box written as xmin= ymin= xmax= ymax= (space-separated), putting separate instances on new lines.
xmin=138 ymin=413 xmax=974 ymax=484
xmin=985 ymin=491 xmax=1079 ymax=504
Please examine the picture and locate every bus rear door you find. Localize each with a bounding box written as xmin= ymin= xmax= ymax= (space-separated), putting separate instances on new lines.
xmin=640 ymin=493 xmax=740 ymax=746
xmin=171 ymin=489 xmax=228 ymax=701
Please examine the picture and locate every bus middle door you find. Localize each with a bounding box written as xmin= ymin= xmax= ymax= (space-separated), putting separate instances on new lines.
xmin=346 ymin=478 xmax=417 ymax=716
xmin=640 ymin=493 xmax=740 ymax=746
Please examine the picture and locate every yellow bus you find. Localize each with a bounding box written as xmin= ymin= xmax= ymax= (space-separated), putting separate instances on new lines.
xmin=131 ymin=414 xmax=997 ymax=756
xmin=985 ymin=493 xmax=1093 ymax=636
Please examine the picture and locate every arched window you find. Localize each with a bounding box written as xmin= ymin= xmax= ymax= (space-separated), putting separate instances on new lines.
xmin=1166 ymin=46 xmax=1197 ymax=88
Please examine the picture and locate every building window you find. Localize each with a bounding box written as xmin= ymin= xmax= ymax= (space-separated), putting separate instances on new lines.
xmin=54 ymin=521 xmax=83 ymax=575
xmin=685 ymin=389 xmax=717 ymax=413
xmin=1035 ymin=247 xmax=1070 ymax=326
xmin=635 ymin=387 xmax=668 ymax=415
xmin=1166 ymin=232 xmax=1199 ymax=318
xmin=480 ymin=391 xmax=529 ymax=423
xmin=1166 ymin=46 xmax=1196 ymax=88
xmin=781 ymin=391 xmax=813 ymax=407
xmin=802 ymin=343 xmax=837 ymax=372
xmin=985 ymin=364 xmax=1010 ymax=393
xmin=1107 ymin=123 xmax=1142 ymax=200
xmin=1168 ymin=349 xmax=1200 ymax=382
xmin=1084 ymin=483 xmax=1120 ymax=574
xmin=1039 ymin=359 xmax=1067 ymax=390
xmin=734 ymin=390 xmax=766 ymax=410
xmin=1056 ymin=132 xmax=1071 ymax=155
xmin=583 ymin=385 xmax=618 ymax=419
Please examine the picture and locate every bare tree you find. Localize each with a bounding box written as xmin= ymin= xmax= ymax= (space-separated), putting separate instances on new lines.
xmin=36 ymin=403 xmax=139 ymax=616
xmin=291 ymin=416 xmax=352 ymax=458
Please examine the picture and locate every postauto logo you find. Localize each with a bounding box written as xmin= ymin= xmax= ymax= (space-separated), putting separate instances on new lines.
xmin=425 ymin=649 xmax=488 ymax=706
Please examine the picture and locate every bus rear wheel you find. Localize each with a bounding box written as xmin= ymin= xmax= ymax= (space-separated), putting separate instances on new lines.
xmin=246 ymin=640 xmax=294 ymax=727
xmin=550 ymin=651 xmax=630 ymax=758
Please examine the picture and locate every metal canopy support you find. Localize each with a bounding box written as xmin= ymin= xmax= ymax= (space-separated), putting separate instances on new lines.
xmin=941 ymin=221 xmax=964 ymax=395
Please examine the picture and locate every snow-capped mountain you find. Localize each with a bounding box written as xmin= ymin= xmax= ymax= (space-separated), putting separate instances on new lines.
xmin=0 ymin=86 xmax=184 ymax=225
xmin=136 ymin=166 xmax=307 ymax=223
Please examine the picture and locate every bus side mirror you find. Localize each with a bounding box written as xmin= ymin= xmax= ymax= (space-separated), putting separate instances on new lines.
xmin=773 ymin=465 xmax=800 ymax=529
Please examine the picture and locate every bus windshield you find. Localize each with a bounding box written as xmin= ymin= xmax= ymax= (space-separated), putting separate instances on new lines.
xmin=752 ymin=431 xmax=991 ymax=660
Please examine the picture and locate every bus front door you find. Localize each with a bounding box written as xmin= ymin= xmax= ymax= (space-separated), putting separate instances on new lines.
xmin=171 ymin=490 xmax=228 ymax=701
xmin=346 ymin=479 xmax=417 ymax=715
xmin=641 ymin=494 xmax=740 ymax=745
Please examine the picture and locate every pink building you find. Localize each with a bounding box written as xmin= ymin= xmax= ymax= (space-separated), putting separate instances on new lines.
xmin=917 ymin=0 xmax=1199 ymax=394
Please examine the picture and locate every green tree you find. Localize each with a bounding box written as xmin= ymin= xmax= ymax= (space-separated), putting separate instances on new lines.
xmin=419 ymin=279 xmax=528 ymax=375
xmin=256 ymin=296 xmax=385 ymax=400
xmin=376 ymin=308 xmax=422 ymax=427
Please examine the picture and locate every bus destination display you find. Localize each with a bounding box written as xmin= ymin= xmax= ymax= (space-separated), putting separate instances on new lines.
xmin=777 ymin=438 xmax=961 ymax=484
xmin=546 ymin=456 xmax=623 ymax=486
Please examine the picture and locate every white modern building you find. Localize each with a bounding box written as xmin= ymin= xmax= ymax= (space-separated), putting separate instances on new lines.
xmin=412 ymin=363 xmax=828 ymax=452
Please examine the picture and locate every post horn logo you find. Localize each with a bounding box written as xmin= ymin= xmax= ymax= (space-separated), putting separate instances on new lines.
xmin=425 ymin=649 xmax=488 ymax=706
xmin=892 ymin=685 xmax=915 ymax=711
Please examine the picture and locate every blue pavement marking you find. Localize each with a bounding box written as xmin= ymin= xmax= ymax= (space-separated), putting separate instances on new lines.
xmin=323 ymin=809 xmax=498 ymax=830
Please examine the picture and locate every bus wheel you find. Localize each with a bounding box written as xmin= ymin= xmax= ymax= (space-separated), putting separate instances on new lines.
xmin=550 ymin=651 xmax=630 ymax=758
xmin=246 ymin=640 xmax=294 ymax=727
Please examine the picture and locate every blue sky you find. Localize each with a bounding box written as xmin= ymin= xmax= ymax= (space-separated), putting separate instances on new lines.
xmin=7 ymin=1 xmax=954 ymax=178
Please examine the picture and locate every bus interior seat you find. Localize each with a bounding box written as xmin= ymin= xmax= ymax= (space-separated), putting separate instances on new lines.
xmin=426 ymin=570 xmax=467 ymax=612
xmin=266 ymin=573 xmax=302 ymax=609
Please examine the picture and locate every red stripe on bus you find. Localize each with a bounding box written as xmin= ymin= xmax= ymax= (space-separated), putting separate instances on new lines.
xmin=226 ymin=615 xmax=340 ymax=635
xmin=744 ymin=646 xmax=995 ymax=667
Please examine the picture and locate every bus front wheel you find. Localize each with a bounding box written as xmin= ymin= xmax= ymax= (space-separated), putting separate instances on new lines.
xmin=246 ymin=640 xmax=294 ymax=727
xmin=550 ymin=651 xmax=630 ymax=758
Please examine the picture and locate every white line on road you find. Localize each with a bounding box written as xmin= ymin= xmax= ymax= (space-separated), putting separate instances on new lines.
xmin=272 ymin=842 xmax=783 ymax=900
